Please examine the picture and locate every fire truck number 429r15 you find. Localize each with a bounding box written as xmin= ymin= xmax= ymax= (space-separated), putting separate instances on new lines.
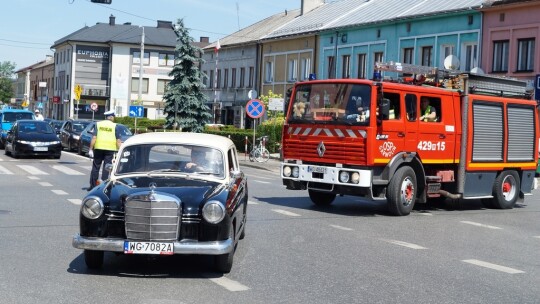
xmin=281 ymin=61 xmax=538 ymax=216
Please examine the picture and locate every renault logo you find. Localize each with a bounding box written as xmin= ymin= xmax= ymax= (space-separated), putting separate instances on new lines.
xmin=317 ymin=141 xmax=326 ymax=157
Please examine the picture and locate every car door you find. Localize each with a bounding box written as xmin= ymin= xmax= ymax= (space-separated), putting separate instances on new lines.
xmin=61 ymin=121 xmax=71 ymax=148
xmin=6 ymin=123 xmax=17 ymax=153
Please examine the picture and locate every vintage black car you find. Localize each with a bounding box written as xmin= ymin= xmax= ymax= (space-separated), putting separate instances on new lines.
xmin=4 ymin=119 xmax=62 ymax=159
xmin=60 ymin=119 xmax=91 ymax=151
xmin=77 ymin=122 xmax=133 ymax=156
xmin=72 ymin=132 xmax=248 ymax=273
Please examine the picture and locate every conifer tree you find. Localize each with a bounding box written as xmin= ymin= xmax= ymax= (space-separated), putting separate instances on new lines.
xmin=163 ymin=19 xmax=211 ymax=132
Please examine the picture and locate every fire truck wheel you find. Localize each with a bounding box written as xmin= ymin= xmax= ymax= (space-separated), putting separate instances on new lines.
xmin=491 ymin=170 xmax=520 ymax=209
xmin=387 ymin=166 xmax=417 ymax=216
xmin=308 ymin=189 xmax=336 ymax=206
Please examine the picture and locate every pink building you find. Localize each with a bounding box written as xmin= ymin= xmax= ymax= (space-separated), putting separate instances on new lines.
xmin=480 ymin=0 xmax=540 ymax=85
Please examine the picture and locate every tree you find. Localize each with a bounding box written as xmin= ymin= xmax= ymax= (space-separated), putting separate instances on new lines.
xmin=162 ymin=19 xmax=211 ymax=132
xmin=0 ymin=61 xmax=16 ymax=104
xmin=258 ymin=90 xmax=284 ymax=119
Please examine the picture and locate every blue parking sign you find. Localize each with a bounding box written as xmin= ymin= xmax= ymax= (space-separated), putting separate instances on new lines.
xmin=129 ymin=105 xmax=144 ymax=118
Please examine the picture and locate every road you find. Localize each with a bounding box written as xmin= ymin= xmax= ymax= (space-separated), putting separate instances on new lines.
xmin=0 ymin=152 xmax=539 ymax=304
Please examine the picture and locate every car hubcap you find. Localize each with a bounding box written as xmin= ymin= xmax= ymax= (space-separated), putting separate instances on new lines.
xmin=502 ymin=175 xmax=516 ymax=201
xmin=400 ymin=177 xmax=414 ymax=207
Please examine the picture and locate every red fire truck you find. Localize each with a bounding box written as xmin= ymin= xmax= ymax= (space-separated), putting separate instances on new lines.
xmin=281 ymin=62 xmax=538 ymax=216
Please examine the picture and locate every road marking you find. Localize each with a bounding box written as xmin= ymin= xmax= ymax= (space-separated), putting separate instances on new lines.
xmin=38 ymin=182 xmax=53 ymax=187
xmin=253 ymin=180 xmax=271 ymax=184
xmin=208 ymin=277 xmax=250 ymax=292
xmin=28 ymin=176 xmax=40 ymax=180
xmin=79 ymin=165 xmax=92 ymax=170
xmin=417 ymin=212 xmax=433 ymax=216
xmin=385 ymin=239 xmax=427 ymax=250
xmin=460 ymin=221 xmax=502 ymax=230
xmin=0 ymin=165 xmax=13 ymax=174
xmin=249 ymin=174 xmax=273 ymax=180
xmin=330 ymin=224 xmax=353 ymax=231
xmin=247 ymin=201 xmax=259 ymax=205
xmin=67 ymin=199 xmax=82 ymax=205
xmin=17 ymin=165 xmax=48 ymax=175
xmin=462 ymin=259 xmax=524 ymax=274
xmin=51 ymin=190 xmax=68 ymax=195
xmin=533 ymin=236 xmax=540 ymax=239
xmin=51 ymin=165 xmax=84 ymax=175
xmin=272 ymin=209 xmax=301 ymax=217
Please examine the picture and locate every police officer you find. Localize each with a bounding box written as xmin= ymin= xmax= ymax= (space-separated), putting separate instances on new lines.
xmin=88 ymin=110 xmax=121 ymax=190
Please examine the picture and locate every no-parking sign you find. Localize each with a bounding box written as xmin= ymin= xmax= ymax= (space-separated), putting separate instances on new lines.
xmin=246 ymin=99 xmax=265 ymax=119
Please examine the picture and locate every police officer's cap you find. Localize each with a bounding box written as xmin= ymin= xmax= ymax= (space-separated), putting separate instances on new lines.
xmin=104 ymin=110 xmax=115 ymax=117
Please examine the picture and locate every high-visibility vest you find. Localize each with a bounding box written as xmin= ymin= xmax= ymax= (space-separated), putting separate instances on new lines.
xmin=94 ymin=120 xmax=117 ymax=151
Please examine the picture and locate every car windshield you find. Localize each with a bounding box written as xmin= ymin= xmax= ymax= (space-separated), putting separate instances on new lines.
xmin=19 ymin=122 xmax=54 ymax=134
xmin=73 ymin=123 xmax=89 ymax=132
xmin=118 ymin=125 xmax=132 ymax=136
xmin=3 ymin=112 xmax=34 ymax=123
xmin=115 ymin=144 xmax=225 ymax=179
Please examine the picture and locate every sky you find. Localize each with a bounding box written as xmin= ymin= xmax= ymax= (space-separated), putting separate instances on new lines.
xmin=0 ymin=0 xmax=299 ymax=71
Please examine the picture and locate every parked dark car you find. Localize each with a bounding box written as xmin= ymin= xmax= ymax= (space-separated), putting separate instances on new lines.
xmin=60 ymin=119 xmax=91 ymax=151
xmin=46 ymin=119 xmax=64 ymax=135
xmin=4 ymin=119 xmax=62 ymax=159
xmin=72 ymin=132 xmax=248 ymax=273
xmin=78 ymin=122 xmax=133 ymax=156
xmin=0 ymin=108 xmax=35 ymax=149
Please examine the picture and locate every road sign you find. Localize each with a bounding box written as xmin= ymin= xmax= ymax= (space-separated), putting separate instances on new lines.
xmin=90 ymin=102 xmax=98 ymax=111
xmin=74 ymin=84 xmax=82 ymax=100
xmin=129 ymin=105 xmax=144 ymax=118
xmin=535 ymin=74 xmax=540 ymax=101
xmin=246 ymin=99 xmax=265 ymax=119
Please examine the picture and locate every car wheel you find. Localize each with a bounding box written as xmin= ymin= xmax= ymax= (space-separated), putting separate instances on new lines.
xmin=0 ymin=140 xmax=4 ymax=150
xmin=68 ymin=140 xmax=73 ymax=152
xmin=214 ymin=224 xmax=235 ymax=273
xmin=308 ymin=189 xmax=336 ymax=206
xmin=11 ymin=147 xmax=19 ymax=159
xmin=84 ymin=250 xmax=104 ymax=269
xmin=489 ymin=170 xmax=520 ymax=209
xmin=387 ymin=166 xmax=417 ymax=216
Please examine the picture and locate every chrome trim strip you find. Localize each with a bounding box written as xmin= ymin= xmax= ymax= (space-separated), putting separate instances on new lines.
xmin=72 ymin=234 xmax=234 ymax=255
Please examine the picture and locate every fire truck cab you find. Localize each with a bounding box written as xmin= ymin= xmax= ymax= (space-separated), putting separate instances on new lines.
xmin=281 ymin=62 xmax=538 ymax=216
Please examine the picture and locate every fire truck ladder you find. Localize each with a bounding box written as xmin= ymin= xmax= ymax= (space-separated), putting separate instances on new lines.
xmin=375 ymin=61 xmax=533 ymax=99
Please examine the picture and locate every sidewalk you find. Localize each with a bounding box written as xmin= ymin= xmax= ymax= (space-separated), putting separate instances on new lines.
xmin=238 ymin=153 xmax=281 ymax=173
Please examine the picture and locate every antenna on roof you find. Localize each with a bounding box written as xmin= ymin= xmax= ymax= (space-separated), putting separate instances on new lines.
xmin=236 ymin=2 xmax=241 ymax=31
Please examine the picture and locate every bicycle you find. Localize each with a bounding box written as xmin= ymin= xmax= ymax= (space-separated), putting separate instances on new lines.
xmin=249 ymin=136 xmax=270 ymax=162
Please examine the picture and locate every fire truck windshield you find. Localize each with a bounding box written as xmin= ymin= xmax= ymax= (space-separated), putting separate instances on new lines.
xmin=288 ymin=83 xmax=372 ymax=125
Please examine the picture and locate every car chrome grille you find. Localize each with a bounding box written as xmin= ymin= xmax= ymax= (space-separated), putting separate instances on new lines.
xmin=124 ymin=192 xmax=181 ymax=241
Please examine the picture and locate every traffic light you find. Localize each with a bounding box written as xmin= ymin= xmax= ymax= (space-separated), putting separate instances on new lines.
xmin=91 ymin=0 xmax=112 ymax=4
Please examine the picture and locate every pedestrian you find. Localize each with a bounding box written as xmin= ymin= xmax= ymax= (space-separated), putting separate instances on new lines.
xmin=88 ymin=110 xmax=121 ymax=190
xmin=34 ymin=109 xmax=44 ymax=121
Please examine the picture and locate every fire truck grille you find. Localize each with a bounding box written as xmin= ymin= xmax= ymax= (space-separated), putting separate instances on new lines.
xmin=284 ymin=139 xmax=367 ymax=164
xmin=124 ymin=193 xmax=180 ymax=241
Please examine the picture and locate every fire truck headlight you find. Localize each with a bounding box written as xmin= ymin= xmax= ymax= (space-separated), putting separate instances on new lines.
xmin=351 ymin=172 xmax=360 ymax=184
xmin=339 ymin=171 xmax=350 ymax=183
xmin=283 ymin=166 xmax=292 ymax=177
xmin=292 ymin=166 xmax=300 ymax=178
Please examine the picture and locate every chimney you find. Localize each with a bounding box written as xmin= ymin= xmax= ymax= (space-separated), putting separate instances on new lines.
xmin=157 ymin=20 xmax=173 ymax=28
xmin=109 ymin=14 xmax=115 ymax=26
xmin=301 ymin=0 xmax=324 ymax=15
xmin=200 ymin=37 xmax=209 ymax=43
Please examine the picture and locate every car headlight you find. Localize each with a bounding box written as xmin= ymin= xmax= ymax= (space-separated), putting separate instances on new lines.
xmin=73 ymin=135 xmax=80 ymax=140
xmin=292 ymin=166 xmax=300 ymax=178
xmin=283 ymin=166 xmax=292 ymax=177
xmin=202 ymin=200 xmax=225 ymax=224
xmin=81 ymin=196 xmax=104 ymax=219
xmin=339 ymin=171 xmax=350 ymax=183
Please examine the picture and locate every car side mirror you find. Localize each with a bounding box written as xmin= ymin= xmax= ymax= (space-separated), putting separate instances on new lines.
xmin=229 ymin=170 xmax=242 ymax=179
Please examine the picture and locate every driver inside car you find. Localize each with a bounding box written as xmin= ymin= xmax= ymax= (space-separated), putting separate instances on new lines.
xmin=185 ymin=147 xmax=210 ymax=171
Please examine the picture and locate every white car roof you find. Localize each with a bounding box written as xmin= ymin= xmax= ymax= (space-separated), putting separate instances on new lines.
xmin=121 ymin=132 xmax=235 ymax=152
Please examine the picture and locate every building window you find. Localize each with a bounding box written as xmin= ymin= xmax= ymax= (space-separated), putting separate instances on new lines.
xmin=288 ymin=59 xmax=298 ymax=82
xmin=216 ymin=70 xmax=221 ymax=89
xmin=374 ymin=52 xmax=384 ymax=64
xmin=133 ymin=52 xmax=150 ymax=65
xmin=158 ymin=53 xmax=174 ymax=66
xmin=248 ymin=67 xmax=254 ymax=87
xmin=440 ymin=45 xmax=455 ymax=68
xmin=209 ymin=70 xmax=214 ymax=88
xmin=231 ymin=68 xmax=237 ymax=87
xmin=492 ymin=40 xmax=509 ymax=72
xmin=223 ymin=69 xmax=228 ymax=89
xmin=131 ymin=78 xmax=149 ymax=93
xmin=240 ymin=67 xmax=245 ymax=87
xmin=202 ymin=71 xmax=208 ymax=86
xmin=357 ymin=53 xmax=367 ymax=79
xmin=517 ymin=38 xmax=535 ymax=72
xmin=327 ymin=56 xmax=335 ymax=78
xmin=421 ymin=46 xmax=433 ymax=66
xmin=265 ymin=61 xmax=273 ymax=83
xmin=463 ymin=43 xmax=478 ymax=72
xmin=403 ymin=48 xmax=414 ymax=64
xmin=301 ymin=58 xmax=311 ymax=80
xmin=157 ymin=79 xmax=170 ymax=95
xmin=341 ymin=55 xmax=351 ymax=78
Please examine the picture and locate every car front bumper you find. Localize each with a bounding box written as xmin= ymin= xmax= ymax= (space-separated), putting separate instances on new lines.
xmin=72 ymin=234 xmax=233 ymax=255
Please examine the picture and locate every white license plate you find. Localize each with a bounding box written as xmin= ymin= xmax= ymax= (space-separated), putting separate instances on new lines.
xmin=34 ymin=147 xmax=48 ymax=152
xmin=124 ymin=241 xmax=174 ymax=255
xmin=308 ymin=166 xmax=326 ymax=173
